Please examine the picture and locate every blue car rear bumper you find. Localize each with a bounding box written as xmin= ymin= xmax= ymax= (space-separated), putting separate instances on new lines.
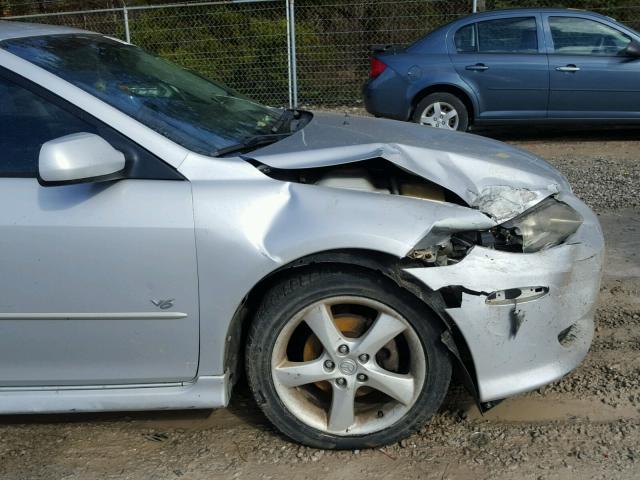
xmin=363 ymin=70 xmax=413 ymax=121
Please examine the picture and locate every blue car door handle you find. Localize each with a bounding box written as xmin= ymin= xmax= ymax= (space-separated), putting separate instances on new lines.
xmin=556 ymin=64 xmax=580 ymax=72
xmin=466 ymin=63 xmax=489 ymax=71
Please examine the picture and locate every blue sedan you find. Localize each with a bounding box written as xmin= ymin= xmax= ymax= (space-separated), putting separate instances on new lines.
xmin=364 ymin=8 xmax=640 ymax=131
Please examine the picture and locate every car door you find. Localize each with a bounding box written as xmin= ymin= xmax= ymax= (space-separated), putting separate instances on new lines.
xmin=545 ymin=14 xmax=640 ymax=119
xmin=450 ymin=15 xmax=549 ymax=119
xmin=0 ymin=70 xmax=200 ymax=387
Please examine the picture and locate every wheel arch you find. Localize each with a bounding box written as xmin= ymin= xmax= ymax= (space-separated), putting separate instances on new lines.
xmin=411 ymin=83 xmax=477 ymax=124
xmin=224 ymin=248 xmax=480 ymax=403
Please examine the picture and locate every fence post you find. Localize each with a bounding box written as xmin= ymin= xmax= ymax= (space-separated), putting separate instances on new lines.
xmin=473 ymin=0 xmax=486 ymax=13
xmin=285 ymin=0 xmax=298 ymax=108
xmin=123 ymin=6 xmax=131 ymax=43
xmin=286 ymin=0 xmax=292 ymax=107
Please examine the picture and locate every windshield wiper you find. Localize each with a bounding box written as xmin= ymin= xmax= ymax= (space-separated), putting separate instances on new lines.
xmin=214 ymin=133 xmax=291 ymax=157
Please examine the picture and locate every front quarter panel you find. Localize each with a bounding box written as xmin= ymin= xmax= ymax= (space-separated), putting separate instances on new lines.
xmin=178 ymin=153 xmax=495 ymax=375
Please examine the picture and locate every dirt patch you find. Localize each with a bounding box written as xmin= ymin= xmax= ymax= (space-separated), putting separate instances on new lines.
xmin=466 ymin=396 xmax=640 ymax=423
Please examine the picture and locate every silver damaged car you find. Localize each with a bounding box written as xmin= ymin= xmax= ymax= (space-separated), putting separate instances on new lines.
xmin=0 ymin=22 xmax=603 ymax=449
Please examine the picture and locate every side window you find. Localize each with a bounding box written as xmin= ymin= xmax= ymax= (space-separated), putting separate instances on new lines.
xmin=0 ymin=75 xmax=97 ymax=177
xmin=549 ymin=17 xmax=631 ymax=56
xmin=455 ymin=24 xmax=477 ymax=53
xmin=477 ymin=17 xmax=538 ymax=54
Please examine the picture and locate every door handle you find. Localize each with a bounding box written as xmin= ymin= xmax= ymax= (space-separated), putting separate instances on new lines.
xmin=556 ymin=64 xmax=580 ymax=72
xmin=466 ymin=63 xmax=489 ymax=71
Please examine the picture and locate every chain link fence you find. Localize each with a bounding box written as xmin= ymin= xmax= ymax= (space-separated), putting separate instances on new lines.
xmin=2 ymin=0 xmax=640 ymax=107
xmin=128 ymin=2 xmax=290 ymax=106
xmin=294 ymin=0 xmax=469 ymax=106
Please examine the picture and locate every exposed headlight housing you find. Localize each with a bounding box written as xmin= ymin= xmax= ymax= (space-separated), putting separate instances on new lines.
xmin=409 ymin=197 xmax=584 ymax=267
xmin=502 ymin=197 xmax=583 ymax=253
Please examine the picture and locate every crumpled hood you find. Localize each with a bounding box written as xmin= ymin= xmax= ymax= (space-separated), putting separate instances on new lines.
xmin=250 ymin=112 xmax=571 ymax=222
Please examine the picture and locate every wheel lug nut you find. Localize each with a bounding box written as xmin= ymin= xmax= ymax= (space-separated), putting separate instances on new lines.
xmin=358 ymin=353 xmax=369 ymax=363
xmin=338 ymin=344 xmax=349 ymax=355
xmin=357 ymin=373 xmax=368 ymax=382
xmin=324 ymin=360 xmax=335 ymax=370
xmin=336 ymin=377 xmax=347 ymax=387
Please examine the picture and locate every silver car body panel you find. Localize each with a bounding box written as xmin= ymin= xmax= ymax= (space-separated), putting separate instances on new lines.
xmin=0 ymin=24 xmax=604 ymax=412
xmin=0 ymin=179 xmax=200 ymax=386
xmin=0 ymin=374 xmax=229 ymax=414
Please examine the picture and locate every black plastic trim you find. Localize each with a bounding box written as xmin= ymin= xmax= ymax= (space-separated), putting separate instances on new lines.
xmin=37 ymin=169 xmax=127 ymax=187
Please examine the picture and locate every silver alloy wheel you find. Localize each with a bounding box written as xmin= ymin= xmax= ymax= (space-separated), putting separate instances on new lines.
xmin=419 ymin=101 xmax=459 ymax=130
xmin=271 ymin=296 xmax=426 ymax=436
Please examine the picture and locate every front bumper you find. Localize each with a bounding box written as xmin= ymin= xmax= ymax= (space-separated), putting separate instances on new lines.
xmin=405 ymin=195 xmax=604 ymax=402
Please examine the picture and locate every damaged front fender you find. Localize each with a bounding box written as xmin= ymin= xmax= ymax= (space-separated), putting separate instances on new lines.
xmin=178 ymin=153 xmax=498 ymax=376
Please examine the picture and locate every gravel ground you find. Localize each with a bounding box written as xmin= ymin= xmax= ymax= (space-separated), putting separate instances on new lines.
xmin=503 ymin=130 xmax=640 ymax=212
xmin=547 ymin=156 xmax=640 ymax=211
xmin=0 ymin=125 xmax=638 ymax=480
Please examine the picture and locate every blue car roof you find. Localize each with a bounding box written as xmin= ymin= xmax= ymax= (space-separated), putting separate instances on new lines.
xmin=466 ymin=8 xmax=614 ymax=21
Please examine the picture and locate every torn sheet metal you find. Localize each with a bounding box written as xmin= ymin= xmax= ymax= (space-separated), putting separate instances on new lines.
xmin=250 ymin=112 xmax=570 ymax=221
xmin=470 ymin=184 xmax=559 ymax=223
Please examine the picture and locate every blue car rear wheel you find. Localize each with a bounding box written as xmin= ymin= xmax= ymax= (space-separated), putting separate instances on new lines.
xmin=413 ymin=92 xmax=469 ymax=131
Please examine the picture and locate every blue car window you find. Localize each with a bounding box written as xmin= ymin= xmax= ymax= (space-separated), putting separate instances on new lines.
xmin=455 ymin=24 xmax=477 ymax=53
xmin=549 ymin=17 xmax=631 ymax=56
xmin=476 ymin=17 xmax=538 ymax=54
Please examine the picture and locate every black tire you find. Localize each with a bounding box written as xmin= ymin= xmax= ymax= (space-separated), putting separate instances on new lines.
xmin=245 ymin=267 xmax=452 ymax=449
xmin=413 ymin=92 xmax=470 ymax=131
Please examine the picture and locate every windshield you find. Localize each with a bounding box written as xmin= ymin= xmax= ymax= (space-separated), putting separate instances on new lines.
xmin=1 ymin=34 xmax=283 ymax=156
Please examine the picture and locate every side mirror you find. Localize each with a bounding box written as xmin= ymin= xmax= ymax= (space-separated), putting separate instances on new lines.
xmin=38 ymin=132 xmax=126 ymax=186
xmin=624 ymin=40 xmax=640 ymax=57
